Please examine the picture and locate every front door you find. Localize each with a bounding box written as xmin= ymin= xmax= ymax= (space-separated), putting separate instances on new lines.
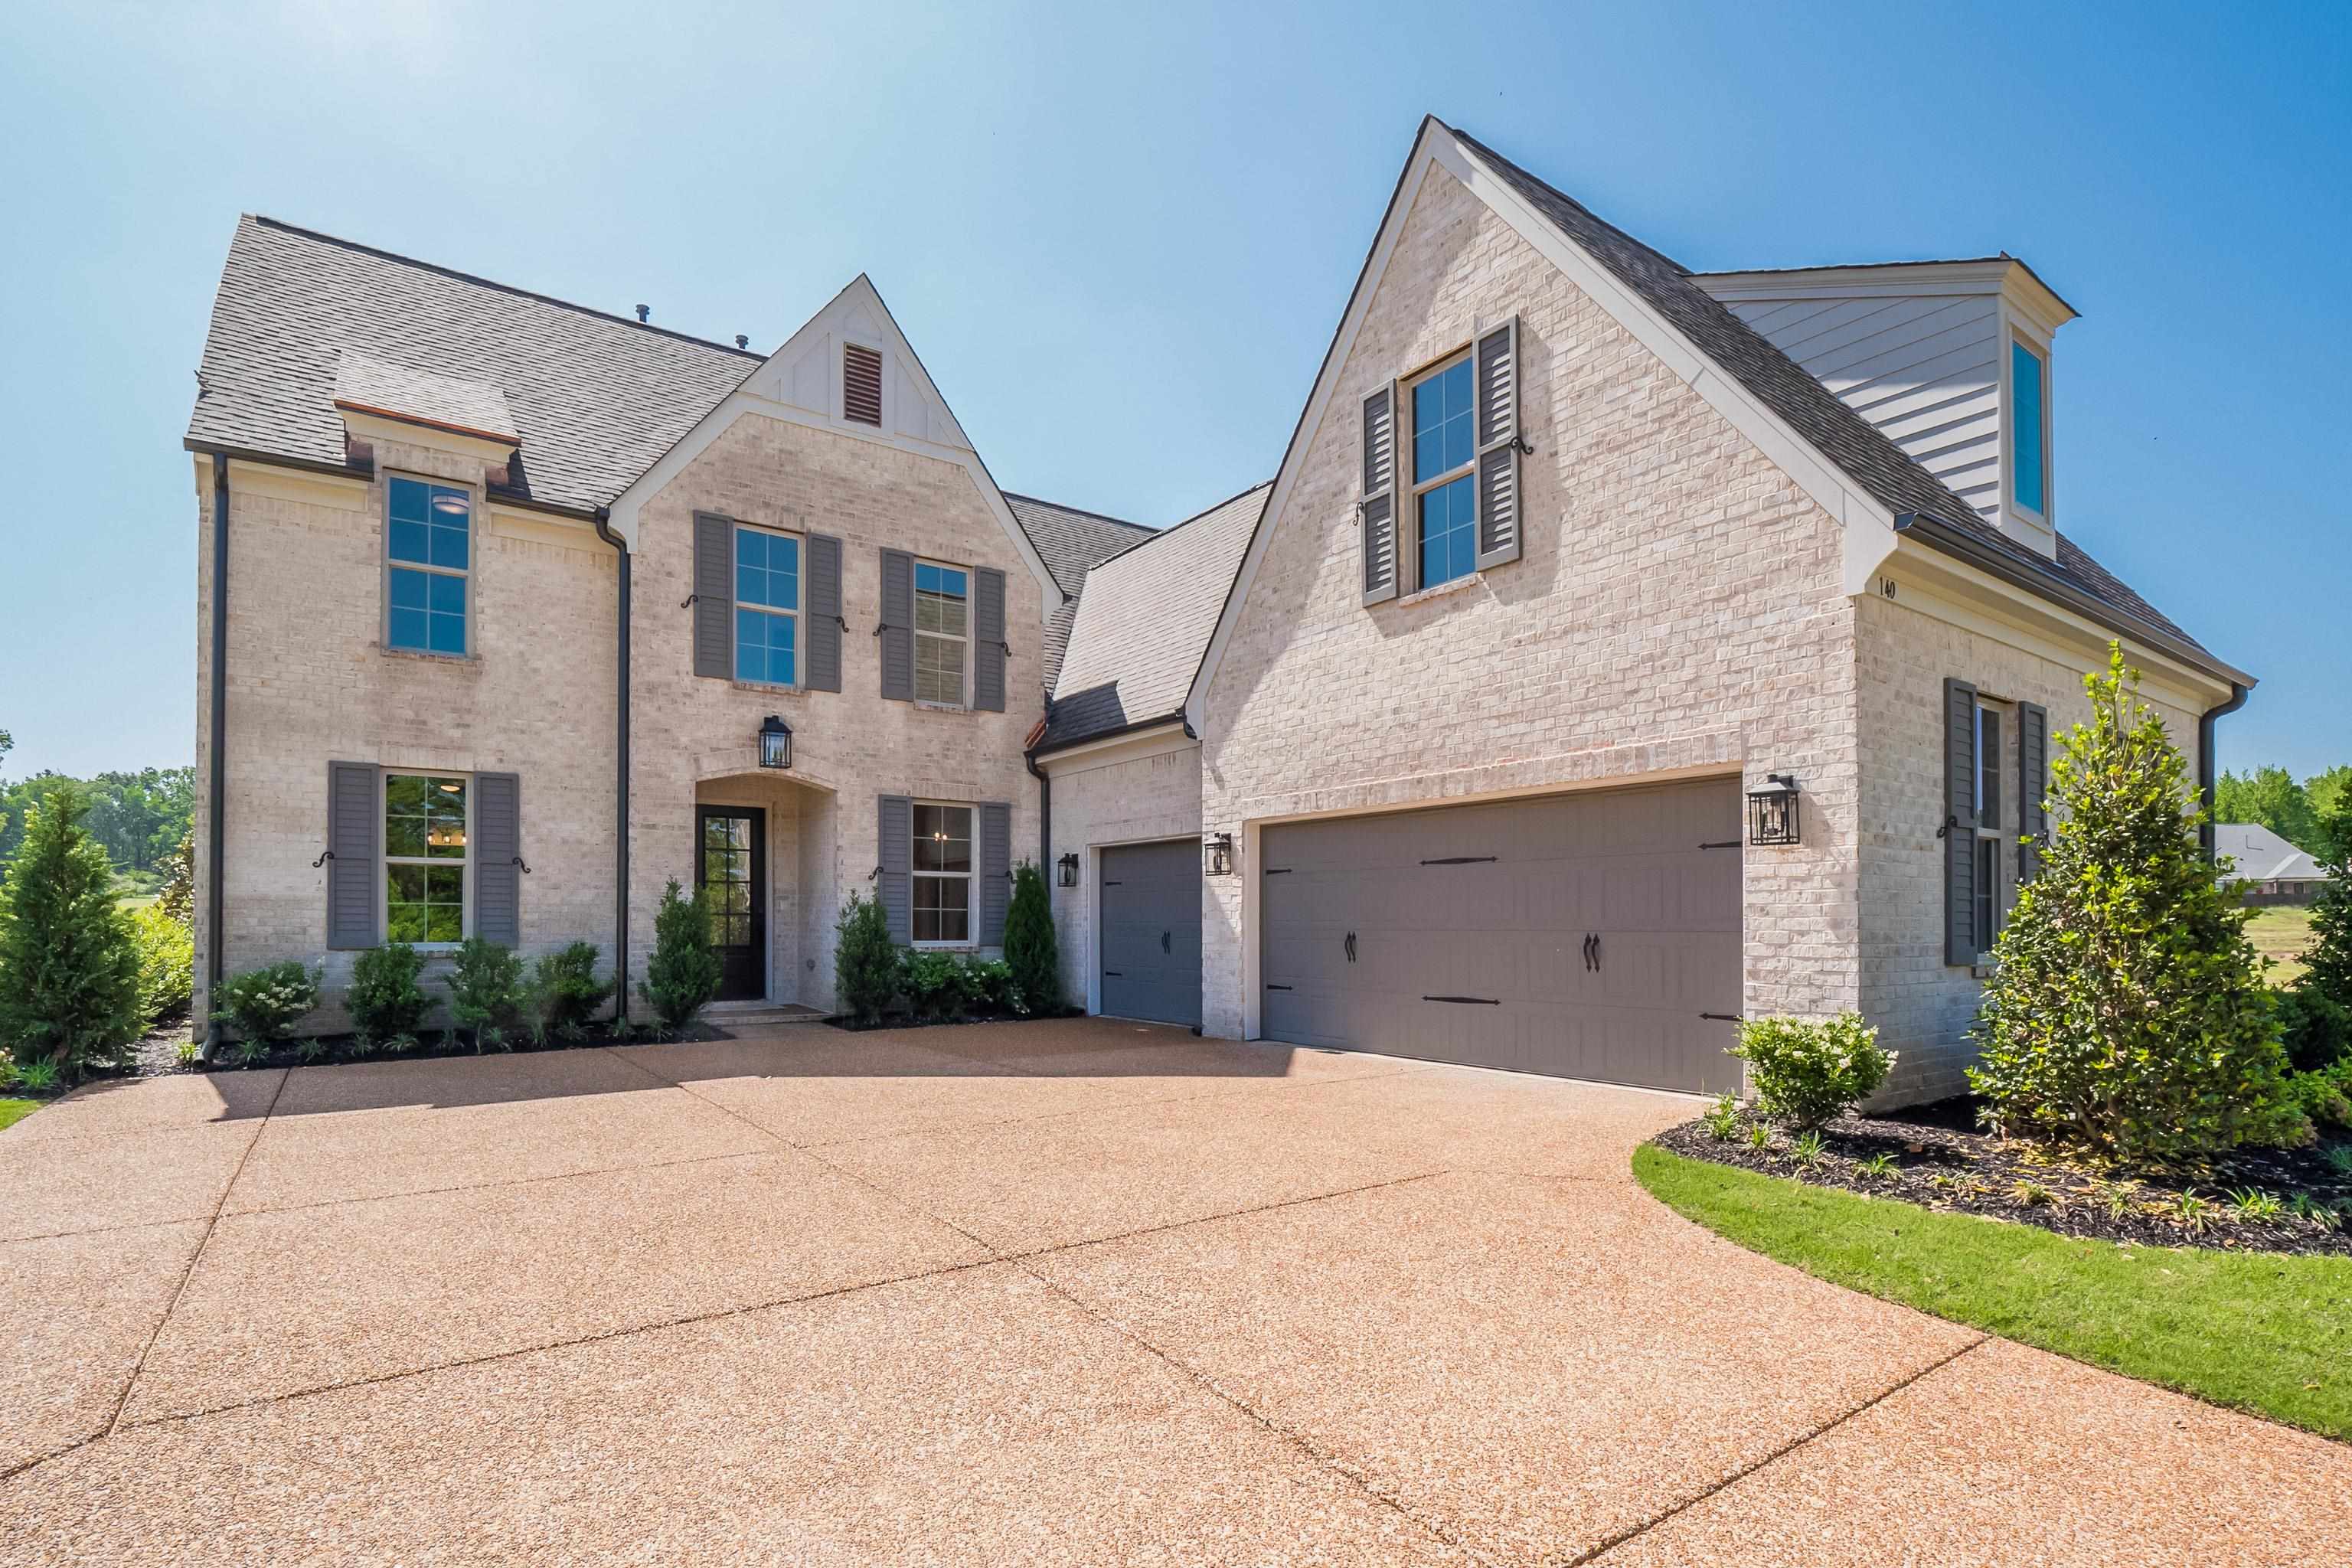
xmin=696 ymin=805 xmax=766 ymax=1002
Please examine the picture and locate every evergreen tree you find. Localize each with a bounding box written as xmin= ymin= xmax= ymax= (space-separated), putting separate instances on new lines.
xmin=0 ymin=783 xmax=144 ymax=1079
xmin=2213 ymin=765 xmax=2320 ymax=854
xmin=1970 ymin=646 xmax=2298 ymax=1161
xmin=638 ymin=880 xmax=721 ymax=1028
xmin=2301 ymin=801 xmax=2352 ymax=1011
xmin=833 ymin=890 xmax=899 ymax=1026
xmin=1003 ymin=860 xmax=1061 ymax=1014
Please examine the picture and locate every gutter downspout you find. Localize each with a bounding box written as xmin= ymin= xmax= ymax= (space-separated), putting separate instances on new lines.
xmin=2198 ymin=683 xmax=2249 ymax=864
xmin=593 ymin=508 xmax=631 ymax=1019
xmin=203 ymin=452 xmax=230 ymax=1059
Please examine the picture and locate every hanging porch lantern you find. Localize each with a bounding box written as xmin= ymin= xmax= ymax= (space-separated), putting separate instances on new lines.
xmin=1204 ymin=831 xmax=1234 ymax=877
xmin=1747 ymin=773 xmax=1800 ymax=845
xmin=1057 ymin=851 xmax=1080 ymax=887
xmin=757 ymin=714 xmax=793 ymax=770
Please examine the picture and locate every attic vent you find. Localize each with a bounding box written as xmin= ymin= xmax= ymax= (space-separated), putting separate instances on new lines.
xmin=843 ymin=342 xmax=883 ymax=426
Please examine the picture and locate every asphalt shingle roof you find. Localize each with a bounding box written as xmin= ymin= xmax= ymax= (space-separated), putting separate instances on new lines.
xmin=2214 ymin=823 xmax=2330 ymax=885
xmin=1447 ymin=125 xmax=2210 ymax=658
xmin=188 ymin=216 xmax=760 ymax=513
xmin=1001 ymin=493 xmax=1158 ymax=690
xmin=1041 ymin=482 xmax=1272 ymax=751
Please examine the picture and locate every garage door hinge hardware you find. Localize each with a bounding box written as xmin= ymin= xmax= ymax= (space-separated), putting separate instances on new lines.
xmin=1700 ymin=1012 xmax=1743 ymax=1022
xmin=1698 ymin=840 xmax=1741 ymax=850
xmin=1265 ymin=983 xmax=1293 ymax=991
xmin=1423 ymin=995 xmax=1501 ymax=1005
xmin=1419 ymin=855 xmax=1497 ymax=865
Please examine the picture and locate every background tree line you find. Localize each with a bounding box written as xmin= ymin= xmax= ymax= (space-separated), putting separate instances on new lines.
xmin=2215 ymin=764 xmax=2352 ymax=858
xmin=0 ymin=730 xmax=195 ymax=884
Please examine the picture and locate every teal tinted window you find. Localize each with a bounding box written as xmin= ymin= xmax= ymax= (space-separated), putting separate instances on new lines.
xmin=734 ymin=526 xmax=799 ymax=610
xmin=2011 ymin=341 xmax=2046 ymax=514
xmin=387 ymin=478 xmax=469 ymax=653
xmin=1412 ymin=358 xmax=1475 ymax=483
xmin=735 ymin=606 xmax=797 ymax=685
xmin=1418 ymin=474 xmax=1475 ymax=589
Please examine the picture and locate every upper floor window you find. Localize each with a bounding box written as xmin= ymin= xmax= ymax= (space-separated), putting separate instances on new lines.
xmin=733 ymin=524 xmax=799 ymax=686
xmin=914 ymin=561 xmax=969 ymax=705
xmin=1410 ymin=354 xmax=1477 ymax=590
xmin=385 ymin=772 xmax=467 ymax=944
xmin=2011 ymin=339 xmax=2047 ymax=516
xmin=387 ymin=477 xmax=469 ymax=655
xmin=911 ymin=802 xmax=973 ymax=945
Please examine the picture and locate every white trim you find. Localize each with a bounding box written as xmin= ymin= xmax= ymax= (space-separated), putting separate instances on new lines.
xmin=1401 ymin=346 xmax=1478 ymax=593
xmin=1080 ymin=831 xmax=1201 ymax=1018
xmin=912 ymin=557 xmax=974 ymax=708
xmin=1697 ymin=259 xmax=2079 ymax=335
xmin=381 ymin=471 xmax=476 ymax=661
xmin=2001 ymin=317 xmax=2055 ymax=541
xmin=1033 ymin=721 xmax=1195 ymax=773
xmin=730 ymin=519 xmax=802 ymax=691
xmin=1186 ymin=120 xmax=1908 ymax=732
xmin=380 ymin=768 xmax=473 ymax=949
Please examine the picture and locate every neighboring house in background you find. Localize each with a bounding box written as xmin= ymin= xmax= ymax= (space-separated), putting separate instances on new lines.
xmin=188 ymin=116 xmax=2252 ymax=1104
xmin=2216 ymin=822 xmax=2334 ymax=906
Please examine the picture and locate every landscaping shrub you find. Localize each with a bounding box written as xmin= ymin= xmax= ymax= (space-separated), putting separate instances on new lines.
xmin=130 ymin=900 xmax=194 ymax=1025
xmin=639 ymin=880 xmax=721 ymax=1028
xmin=2301 ymin=805 xmax=2352 ymax=1011
xmin=529 ymin=942 xmax=609 ymax=1041
xmin=155 ymin=831 xmax=196 ymax=925
xmin=1004 ymin=860 xmax=1060 ymax=1014
xmin=1730 ymin=1011 xmax=1893 ymax=1130
xmin=2276 ymin=985 xmax=2350 ymax=1076
xmin=0 ymin=783 xmax=144 ymax=1080
xmin=900 ymin=949 xmax=967 ymax=1023
xmin=346 ymin=942 xmax=431 ymax=1043
xmin=2285 ymin=1060 xmax=2352 ymax=1134
xmin=448 ymin=936 xmax=526 ymax=1047
xmin=963 ymin=956 xmax=1024 ymax=1015
xmin=834 ymin=890 xmax=898 ymax=1026
xmin=1970 ymin=646 xmax=2299 ymax=1161
xmin=212 ymin=959 xmax=321 ymax=1046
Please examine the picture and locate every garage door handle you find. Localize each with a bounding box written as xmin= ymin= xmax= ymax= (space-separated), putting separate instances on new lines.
xmin=1344 ymin=931 xmax=1357 ymax=963
xmin=1419 ymin=855 xmax=1497 ymax=865
xmin=1161 ymin=930 xmax=1171 ymax=955
xmin=1103 ymin=970 xmax=1123 ymax=978
xmin=1422 ymin=995 xmax=1500 ymax=1005
xmin=1265 ymin=983 xmax=1293 ymax=991
xmin=1700 ymin=1012 xmax=1742 ymax=1023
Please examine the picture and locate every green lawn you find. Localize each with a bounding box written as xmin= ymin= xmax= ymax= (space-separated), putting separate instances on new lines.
xmin=1634 ymin=1144 xmax=2352 ymax=1441
xmin=2249 ymin=906 xmax=2318 ymax=988
xmin=0 ymin=1099 xmax=38 ymax=1134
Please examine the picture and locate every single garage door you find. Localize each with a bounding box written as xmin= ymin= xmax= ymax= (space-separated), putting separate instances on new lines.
xmin=1259 ymin=778 xmax=1743 ymax=1093
xmin=1099 ymin=840 xmax=1203 ymax=1027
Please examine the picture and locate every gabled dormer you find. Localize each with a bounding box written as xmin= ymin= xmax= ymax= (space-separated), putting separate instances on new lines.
xmin=742 ymin=277 xmax=974 ymax=452
xmin=1697 ymin=258 xmax=2076 ymax=558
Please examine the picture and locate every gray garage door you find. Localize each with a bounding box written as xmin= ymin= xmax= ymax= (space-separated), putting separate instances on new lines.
xmin=1099 ymin=840 xmax=1203 ymax=1027
xmin=1259 ymin=779 xmax=1743 ymax=1093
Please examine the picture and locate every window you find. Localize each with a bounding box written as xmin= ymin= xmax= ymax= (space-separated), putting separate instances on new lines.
xmin=733 ymin=524 xmax=799 ymax=685
xmin=1975 ymin=706 xmax=2003 ymax=830
xmin=844 ymin=341 xmax=883 ymax=426
xmin=385 ymin=773 xmax=467 ymax=943
xmin=914 ymin=562 xmax=969 ymax=705
xmin=1409 ymin=354 xmax=1477 ymax=590
xmin=1973 ymin=701 xmax=2007 ymax=955
xmin=1975 ymin=836 xmax=2001 ymax=955
xmin=387 ymin=477 xmax=470 ymax=655
xmin=911 ymin=802 xmax=972 ymax=944
xmin=2011 ymin=339 xmax=2047 ymax=516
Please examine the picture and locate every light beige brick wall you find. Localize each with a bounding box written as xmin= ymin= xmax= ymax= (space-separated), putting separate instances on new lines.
xmin=1041 ymin=733 xmax=1204 ymax=1008
xmin=626 ymin=413 xmax=1045 ymax=1013
xmin=1854 ymin=586 xmax=2207 ymax=1102
xmin=193 ymin=448 xmax=622 ymax=1036
xmin=1199 ymin=163 xmax=1864 ymax=1046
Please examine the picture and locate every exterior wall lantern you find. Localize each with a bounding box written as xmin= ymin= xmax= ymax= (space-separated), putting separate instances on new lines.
xmin=1747 ymin=773 xmax=1800 ymax=845
xmin=1057 ymin=851 xmax=1080 ymax=887
xmin=757 ymin=714 xmax=792 ymax=770
xmin=1204 ymin=831 xmax=1234 ymax=877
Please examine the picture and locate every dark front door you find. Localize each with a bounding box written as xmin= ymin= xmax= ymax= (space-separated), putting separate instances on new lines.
xmin=697 ymin=805 xmax=766 ymax=1002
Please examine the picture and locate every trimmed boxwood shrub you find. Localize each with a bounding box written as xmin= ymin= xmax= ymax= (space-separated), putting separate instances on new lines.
xmin=530 ymin=942 xmax=609 ymax=1040
xmin=1730 ymin=1011 xmax=1893 ymax=1130
xmin=347 ymin=942 xmax=431 ymax=1043
xmin=213 ymin=960 xmax=321 ymax=1046
xmin=449 ymin=936 xmax=526 ymax=1047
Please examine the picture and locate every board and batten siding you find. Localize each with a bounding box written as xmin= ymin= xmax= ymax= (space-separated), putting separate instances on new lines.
xmin=1712 ymin=292 xmax=2004 ymax=526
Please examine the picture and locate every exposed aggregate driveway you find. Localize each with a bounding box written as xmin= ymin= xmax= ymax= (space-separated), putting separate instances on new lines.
xmin=2 ymin=1018 xmax=2345 ymax=1566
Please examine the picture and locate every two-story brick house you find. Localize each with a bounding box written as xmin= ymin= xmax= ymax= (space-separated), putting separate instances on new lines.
xmin=188 ymin=117 xmax=2252 ymax=1104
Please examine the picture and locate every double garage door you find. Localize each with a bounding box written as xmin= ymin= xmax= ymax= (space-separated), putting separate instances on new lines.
xmin=1259 ymin=778 xmax=1743 ymax=1094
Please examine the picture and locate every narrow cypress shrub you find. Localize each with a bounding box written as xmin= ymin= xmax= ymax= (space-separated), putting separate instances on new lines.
xmin=639 ymin=880 xmax=721 ymax=1028
xmin=0 ymin=784 xmax=144 ymax=1080
xmin=834 ymin=890 xmax=898 ymax=1026
xmin=1003 ymin=860 xmax=1061 ymax=1014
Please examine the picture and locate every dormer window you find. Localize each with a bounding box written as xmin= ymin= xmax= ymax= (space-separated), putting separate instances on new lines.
xmin=2010 ymin=338 xmax=2048 ymax=518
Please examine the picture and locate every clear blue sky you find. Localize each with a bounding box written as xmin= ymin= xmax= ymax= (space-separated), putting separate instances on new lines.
xmin=3 ymin=1 xmax=2346 ymax=781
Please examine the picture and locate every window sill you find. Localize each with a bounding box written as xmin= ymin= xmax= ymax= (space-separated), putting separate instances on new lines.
xmin=913 ymin=700 xmax=971 ymax=715
xmin=381 ymin=645 xmax=475 ymax=666
xmin=1396 ymin=571 xmax=1486 ymax=609
xmin=729 ymin=678 xmax=802 ymax=697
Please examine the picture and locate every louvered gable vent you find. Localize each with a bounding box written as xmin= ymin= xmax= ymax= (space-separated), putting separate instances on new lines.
xmin=843 ymin=341 xmax=884 ymax=426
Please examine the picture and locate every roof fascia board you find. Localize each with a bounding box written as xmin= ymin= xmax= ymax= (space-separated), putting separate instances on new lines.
xmin=1698 ymin=258 xmax=2078 ymax=323
xmin=1031 ymin=717 xmax=1194 ymax=769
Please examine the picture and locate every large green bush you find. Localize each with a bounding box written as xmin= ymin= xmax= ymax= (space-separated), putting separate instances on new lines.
xmin=213 ymin=959 xmax=321 ymax=1046
xmin=833 ymin=890 xmax=898 ymax=1025
xmin=639 ymin=880 xmax=721 ymax=1028
xmin=448 ymin=937 xmax=526 ymax=1046
xmin=900 ymin=949 xmax=968 ymax=1023
xmin=530 ymin=942 xmax=609 ymax=1040
xmin=0 ymin=784 xmax=144 ymax=1080
xmin=2275 ymin=985 xmax=2348 ymax=1076
xmin=1730 ymin=1011 xmax=1893 ymax=1130
xmin=130 ymin=901 xmax=194 ymax=1025
xmin=1004 ymin=860 xmax=1060 ymax=1014
xmin=347 ymin=942 xmax=431 ymax=1043
xmin=2299 ymin=805 xmax=2352 ymax=1013
xmin=1969 ymin=646 xmax=2299 ymax=1161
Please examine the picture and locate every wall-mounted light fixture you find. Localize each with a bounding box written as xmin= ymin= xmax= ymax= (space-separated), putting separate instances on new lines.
xmin=1747 ymin=773 xmax=1800 ymax=845
xmin=1057 ymin=851 xmax=1080 ymax=887
xmin=1204 ymin=831 xmax=1234 ymax=877
xmin=757 ymin=714 xmax=792 ymax=770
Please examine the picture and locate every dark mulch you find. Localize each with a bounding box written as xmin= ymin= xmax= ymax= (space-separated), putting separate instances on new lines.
xmin=826 ymin=1006 xmax=1088 ymax=1034
xmin=191 ymin=1018 xmax=733 ymax=1073
xmin=1654 ymin=1099 xmax=2352 ymax=1259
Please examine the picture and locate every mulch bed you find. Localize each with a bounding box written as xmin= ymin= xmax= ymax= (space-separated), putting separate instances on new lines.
xmin=1654 ymin=1098 xmax=2352 ymax=1259
xmin=825 ymin=1006 xmax=1089 ymax=1034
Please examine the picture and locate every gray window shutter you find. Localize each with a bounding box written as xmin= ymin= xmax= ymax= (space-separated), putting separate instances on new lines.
xmin=326 ymin=761 xmax=378 ymax=950
xmin=692 ymin=511 xmax=733 ymax=680
xmin=805 ymin=532 xmax=843 ymax=692
xmin=475 ymin=772 xmax=521 ymax=946
xmin=974 ymin=567 xmax=1007 ymax=712
xmin=877 ymin=794 xmax=911 ymax=943
xmin=979 ymin=801 xmax=1011 ymax=943
xmin=1474 ymin=315 xmax=1523 ymax=571
xmin=2017 ymin=701 xmax=2049 ymax=884
xmin=1361 ymin=382 xmax=1398 ymax=605
xmin=1944 ymin=678 xmax=1979 ymax=966
xmin=878 ymin=549 xmax=914 ymax=701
